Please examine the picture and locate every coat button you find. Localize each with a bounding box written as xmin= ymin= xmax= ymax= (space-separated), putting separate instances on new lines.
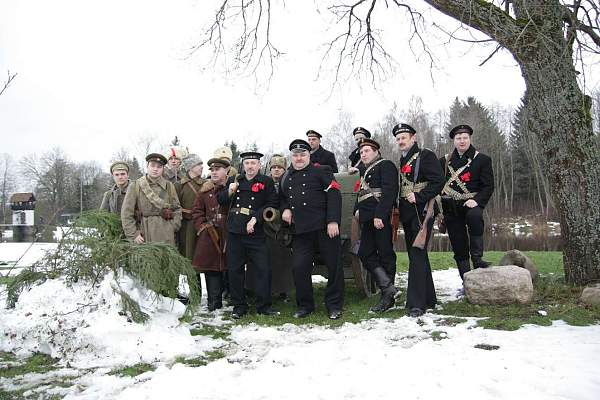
xmin=290 ymin=195 xmax=293 ymax=199
xmin=236 ymin=212 xmax=239 ymax=215
xmin=291 ymin=206 xmax=295 ymax=209
xmin=248 ymin=205 xmax=252 ymax=208
xmin=289 ymin=187 xmax=292 ymax=190
xmin=236 ymin=204 xmax=240 ymax=207
xmin=302 ymin=183 xmax=306 ymax=186
xmin=303 ymin=202 xmax=307 ymax=206
xmin=237 ymin=190 xmax=240 ymax=193
xmin=251 ymin=197 xmax=255 ymax=200
xmin=302 ymin=192 xmax=305 ymax=195
xmin=303 ymin=174 xmax=306 ymax=177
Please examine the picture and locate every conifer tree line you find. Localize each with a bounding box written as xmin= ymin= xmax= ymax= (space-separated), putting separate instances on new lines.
xmin=1 ymin=93 xmax=599 ymax=231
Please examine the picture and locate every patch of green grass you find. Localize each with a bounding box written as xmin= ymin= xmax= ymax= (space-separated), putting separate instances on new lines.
xmin=109 ymin=363 xmax=155 ymax=378
xmin=436 ymin=317 xmax=468 ymax=327
xmin=175 ymin=349 xmax=226 ymax=367
xmin=227 ymin=281 xmax=411 ymax=328
xmin=396 ymin=251 xmax=563 ymax=273
xmin=435 ymin=275 xmax=600 ymax=330
xmin=190 ymin=325 xmax=230 ymax=340
xmin=0 ymin=353 xmax=58 ymax=379
xmin=430 ymin=330 xmax=448 ymax=341
xmin=0 ymin=351 xmax=17 ymax=363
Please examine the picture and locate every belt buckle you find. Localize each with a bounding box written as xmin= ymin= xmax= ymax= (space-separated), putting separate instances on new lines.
xmin=240 ymin=207 xmax=250 ymax=215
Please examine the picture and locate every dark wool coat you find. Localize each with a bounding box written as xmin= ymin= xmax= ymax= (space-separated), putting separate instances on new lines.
xmin=192 ymin=181 xmax=228 ymax=272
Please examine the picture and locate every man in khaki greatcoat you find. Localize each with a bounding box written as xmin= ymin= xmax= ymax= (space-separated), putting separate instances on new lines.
xmin=121 ymin=153 xmax=182 ymax=245
xmin=176 ymin=154 xmax=206 ymax=259
xmin=100 ymin=161 xmax=130 ymax=216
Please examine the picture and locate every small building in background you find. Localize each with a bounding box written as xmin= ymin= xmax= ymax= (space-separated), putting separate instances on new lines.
xmin=10 ymin=192 xmax=36 ymax=242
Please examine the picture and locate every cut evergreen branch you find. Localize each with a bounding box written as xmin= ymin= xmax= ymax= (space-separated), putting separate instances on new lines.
xmin=5 ymin=210 xmax=200 ymax=322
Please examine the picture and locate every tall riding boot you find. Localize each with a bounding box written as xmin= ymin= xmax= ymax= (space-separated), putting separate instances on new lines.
xmin=470 ymin=236 xmax=490 ymax=269
xmin=370 ymin=267 xmax=398 ymax=313
xmin=457 ymin=259 xmax=471 ymax=281
xmin=206 ymin=273 xmax=223 ymax=311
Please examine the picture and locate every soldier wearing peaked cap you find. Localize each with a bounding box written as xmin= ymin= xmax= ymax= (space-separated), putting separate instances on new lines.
xmin=394 ymin=123 xmax=444 ymax=318
xmin=348 ymin=127 xmax=371 ymax=175
xmin=306 ymin=130 xmax=339 ymax=173
xmin=354 ymin=138 xmax=400 ymax=312
xmin=216 ymin=150 xmax=280 ymax=318
xmin=192 ymin=156 xmax=231 ymax=311
xmin=439 ymin=124 xmax=494 ymax=281
xmin=121 ymin=153 xmax=182 ymax=246
xmin=100 ymin=161 xmax=130 ymax=216
xmin=280 ymin=139 xmax=344 ymax=320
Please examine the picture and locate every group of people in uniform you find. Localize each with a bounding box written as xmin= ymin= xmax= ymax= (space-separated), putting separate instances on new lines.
xmin=100 ymin=123 xmax=494 ymax=319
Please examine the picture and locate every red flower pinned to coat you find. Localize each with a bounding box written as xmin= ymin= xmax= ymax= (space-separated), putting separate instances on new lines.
xmin=326 ymin=180 xmax=341 ymax=192
xmin=251 ymin=182 xmax=265 ymax=192
xmin=400 ymin=164 xmax=412 ymax=174
xmin=460 ymin=172 xmax=472 ymax=183
xmin=313 ymin=162 xmax=321 ymax=167
xmin=353 ymin=179 xmax=361 ymax=193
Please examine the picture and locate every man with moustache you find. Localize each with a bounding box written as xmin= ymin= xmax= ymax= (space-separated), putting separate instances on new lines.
xmin=217 ymin=151 xmax=279 ymax=319
xmin=395 ymin=123 xmax=444 ymax=317
xmin=121 ymin=153 xmax=182 ymax=246
xmin=280 ymin=139 xmax=344 ymax=319
xmin=354 ymin=138 xmax=399 ymax=312
xmin=100 ymin=161 xmax=130 ymax=216
xmin=439 ymin=124 xmax=494 ymax=280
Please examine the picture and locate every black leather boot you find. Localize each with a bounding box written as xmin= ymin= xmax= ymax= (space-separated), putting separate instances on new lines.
xmin=470 ymin=236 xmax=490 ymax=268
xmin=369 ymin=267 xmax=398 ymax=313
xmin=206 ymin=273 xmax=223 ymax=311
xmin=457 ymin=259 xmax=471 ymax=280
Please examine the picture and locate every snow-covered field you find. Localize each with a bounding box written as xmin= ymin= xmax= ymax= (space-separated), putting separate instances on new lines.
xmin=1 ymin=243 xmax=599 ymax=400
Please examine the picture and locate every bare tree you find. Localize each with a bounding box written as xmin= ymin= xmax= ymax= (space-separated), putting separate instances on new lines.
xmin=195 ymin=0 xmax=600 ymax=285
xmin=0 ymin=70 xmax=17 ymax=98
xmin=322 ymin=110 xmax=355 ymax=171
xmin=0 ymin=154 xmax=16 ymax=224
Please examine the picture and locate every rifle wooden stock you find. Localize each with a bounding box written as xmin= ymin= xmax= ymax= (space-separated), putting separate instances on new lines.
xmin=391 ymin=207 xmax=400 ymax=242
xmin=412 ymin=199 xmax=435 ymax=250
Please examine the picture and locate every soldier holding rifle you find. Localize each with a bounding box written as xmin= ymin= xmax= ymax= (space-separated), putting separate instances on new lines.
xmin=395 ymin=124 xmax=444 ymax=317
xmin=354 ymin=138 xmax=399 ymax=312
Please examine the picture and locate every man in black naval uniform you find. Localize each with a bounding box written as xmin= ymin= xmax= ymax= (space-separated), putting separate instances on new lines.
xmin=280 ymin=139 xmax=344 ymax=319
xmin=439 ymin=124 xmax=494 ymax=279
xmin=395 ymin=123 xmax=444 ymax=317
xmin=306 ymin=130 xmax=339 ymax=172
xmin=348 ymin=126 xmax=371 ymax=175
xmin=354 ymin=138 xmax=399 ymax=312
xmin=217 ymin=151 xmax=279 ymax=319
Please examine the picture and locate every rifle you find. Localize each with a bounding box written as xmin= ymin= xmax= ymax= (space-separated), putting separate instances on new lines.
xmin=412 ymin=198 xmax=435 ymax=250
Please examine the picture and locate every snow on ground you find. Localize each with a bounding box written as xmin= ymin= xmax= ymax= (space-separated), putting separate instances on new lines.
xmin=0 ymin=272 xmax=223 ymax=369
xmin=0 ymin=242 xmax=57 ymax=274
xmin=1 ymin=243 xmax=599 ymax=399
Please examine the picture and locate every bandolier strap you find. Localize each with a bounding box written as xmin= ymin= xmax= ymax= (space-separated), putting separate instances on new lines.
xmin=441 ymin=152 xmax=479 ymax=201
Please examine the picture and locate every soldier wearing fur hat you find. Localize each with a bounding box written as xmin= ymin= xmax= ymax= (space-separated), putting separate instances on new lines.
xmin=100 ymin=161 xmax=130 ymax=216
xmin=216 ymin=151 xmax=279 ymax=318
xmin=163 ymin=145 xmax=189 ymax=183
xmin=348 ymin=127 xmax=371 ymax=175
xmin=192 ymin=156 xmax=230 ymax=311
xmin=394 ymin=123 xmax=444 ymax=317
xmin=121 ymin=153 xmax=182 ymax=246
xmin=439 ymin=124 xmax=494 ymax=280
xmin=306 ymin=130 xmax=338 ymax=173
xmin=280 ymin=139 xmax=344 ymax=320
xmin=213 ymin=146 xmax=239 ymax=177
xmin=354 ymin=138 xmax=399 ymax=312
xmin=176 ymin=154 xmax=206 ymax=261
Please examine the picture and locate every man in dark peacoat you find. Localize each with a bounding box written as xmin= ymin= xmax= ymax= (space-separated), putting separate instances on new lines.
xmin=306 ymin=130 xmax=338 ymax=173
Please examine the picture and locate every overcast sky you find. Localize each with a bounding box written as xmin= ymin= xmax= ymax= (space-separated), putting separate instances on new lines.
xmin=3 ymin=0 xmax=593 ymax=170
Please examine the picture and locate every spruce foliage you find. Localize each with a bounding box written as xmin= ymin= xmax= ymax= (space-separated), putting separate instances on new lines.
xmin=5 ymin=210 xmax=200 ymax=322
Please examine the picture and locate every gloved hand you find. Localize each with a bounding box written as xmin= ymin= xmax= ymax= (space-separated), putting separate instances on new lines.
xmin=161 ymin=208 xmax=174 ymax=220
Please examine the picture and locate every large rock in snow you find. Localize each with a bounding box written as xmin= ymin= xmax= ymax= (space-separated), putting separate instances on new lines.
xmin=580 ymin=285 xmax=600 ymax=306
xmin=498 ymin=249 xmax=538 ymax=281
xmin=464 ymin=265 xmax=533 ymax=305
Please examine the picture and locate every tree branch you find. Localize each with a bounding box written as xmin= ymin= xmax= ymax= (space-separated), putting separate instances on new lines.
xmin=0 ymin=70 xmax=17 ymax=98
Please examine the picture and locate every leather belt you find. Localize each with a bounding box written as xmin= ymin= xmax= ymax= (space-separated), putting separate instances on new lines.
xmin=400 ymin=182 xmax=428 ymax=198
xmin=230 ymin=207 xmax=252 ymax=216
xmin=357 ymin=191 xmax=382 ymax=203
